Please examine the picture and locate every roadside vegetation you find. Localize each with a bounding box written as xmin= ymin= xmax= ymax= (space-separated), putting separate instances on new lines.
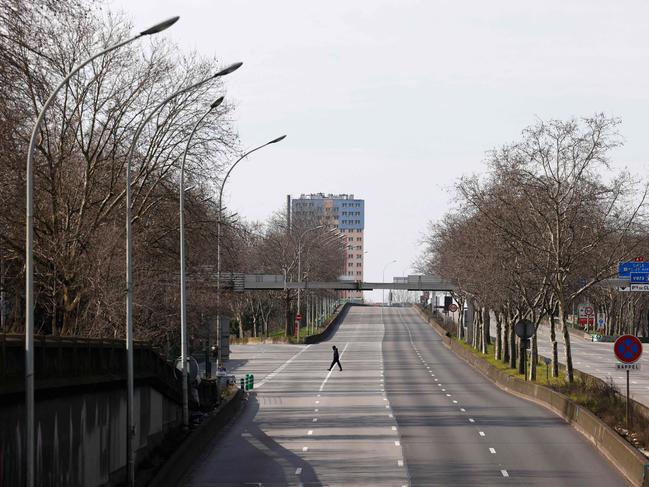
xmin=418 ymin=115 xmax=649 ymax=384
xmin=0 ymin=0 xmax=345 ymax=356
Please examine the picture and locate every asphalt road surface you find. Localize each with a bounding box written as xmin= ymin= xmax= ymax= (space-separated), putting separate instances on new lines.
xmin=536 ymin=324 xmax=649 ymax=406
xmin=181 ymin=306 xmax=628 ymax=486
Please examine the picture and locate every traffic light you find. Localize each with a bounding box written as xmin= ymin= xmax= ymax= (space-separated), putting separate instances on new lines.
xmin=444 ymin=296 xmax=453 ymax=312
xmin=210 ymin=345 xmax=218 ymax=360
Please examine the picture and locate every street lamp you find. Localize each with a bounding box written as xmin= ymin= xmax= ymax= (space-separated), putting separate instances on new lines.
xmin=125 ymin=62 xmax=241 ymax=485
xmin=382 ymin=260 xmax=397 ymax=306
xmin=179 ymin=96 xmax=224 ymax=428
xmin=295 ymin=225 xmax=324 ymax=339
xmin=216 ymin=135 xmax=286 ymax=365
xmin=23 ymin=15 xmax=179 ymax=487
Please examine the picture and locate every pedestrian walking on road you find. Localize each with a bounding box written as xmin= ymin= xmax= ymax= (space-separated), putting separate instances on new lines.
xmin=328 ymin=345 xmax=342 ymax=371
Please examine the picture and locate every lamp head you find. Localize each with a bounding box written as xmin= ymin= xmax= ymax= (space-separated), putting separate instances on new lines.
xmin=140 ymin=16 xmax=180 ymax=36
xmin=214 ymin=62 xmax=243 ymax=77
xmin=210 ymin=96 xmax=224 ymax=109
xmin=268 ymin=135 xmax=287 ymax=144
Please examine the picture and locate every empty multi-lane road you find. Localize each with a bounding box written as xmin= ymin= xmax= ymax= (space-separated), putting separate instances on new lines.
xmin=182 ymin=306 xmax=628 ymax=486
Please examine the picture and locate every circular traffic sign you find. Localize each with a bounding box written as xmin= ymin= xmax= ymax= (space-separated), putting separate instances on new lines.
xmin=514 ymin=319 xmax=535 ymax=339
xmin=614 ymin=335 xmax=643 ymax=364
xmin=448 ymin=303 xmax=458 ymax=313
xmin=296 ymin=313 xmax=302 ymax=321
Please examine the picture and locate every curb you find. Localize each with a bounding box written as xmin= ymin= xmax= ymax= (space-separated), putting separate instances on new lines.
xmin=413 ymin=305 xmax=649 ymax=487
xmin=148 ymin=388 xmax=246 ymax=487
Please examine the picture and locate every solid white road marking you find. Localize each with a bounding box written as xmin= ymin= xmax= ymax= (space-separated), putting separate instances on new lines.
xmin=489 ymin=448 xmax=496 ymax=454
xmin=501 ymin=470 xmax=509 ymax=477
xmin=256 ymin=345 xmax=312 ymax=388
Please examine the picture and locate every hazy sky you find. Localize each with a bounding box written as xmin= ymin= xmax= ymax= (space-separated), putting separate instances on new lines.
xmin=110 ymin=0 xmax=648 ymax=300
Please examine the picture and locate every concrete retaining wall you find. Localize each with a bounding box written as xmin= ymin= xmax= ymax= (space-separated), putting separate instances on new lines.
xmin=413 ymin=305 xmax=649 ymax=487
xmin=304 ymin=303 xmax=351 ymax=344
xmin=149 ymin=388 xmax=245 ymax=487
xmin=0 ymin=383 xmax=181 ymax=487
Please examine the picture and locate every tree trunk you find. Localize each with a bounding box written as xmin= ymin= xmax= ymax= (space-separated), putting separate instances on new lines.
xmin=503 ymin=319 xmax=510 ymax=364
xmin=550 ymin=312 xmax=559 ymax=378
xmin=530 ymin=332 xmax=538 ymax=381
xmin=285 ymin=290 xmax=292 ymax=336
xmin=482 ymin=308 xmax=490 ymax=353
xmin=509 ymin=321 xmax=517 ymax=369
xmin=495 ymin=311 xmax=502 ymax=361
xmin=559 ymin=300 xmax=574 ymax=383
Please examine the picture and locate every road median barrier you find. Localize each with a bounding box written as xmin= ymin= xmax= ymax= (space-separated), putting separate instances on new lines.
xmin=304 ymin=302 xmax=352 ymax=344
xmin=412 ymin=305 xmax=649 ymax=487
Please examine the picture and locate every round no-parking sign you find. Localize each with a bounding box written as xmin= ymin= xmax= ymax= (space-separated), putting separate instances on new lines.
xmin=614 ymin=335 xmax=643 ymax=364
xmin=448 ymin=303 xmax=458 ymax=313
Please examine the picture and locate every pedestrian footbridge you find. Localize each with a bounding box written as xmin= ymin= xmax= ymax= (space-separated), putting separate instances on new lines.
xmin=217 ymin=273 xmax=457 ymax=292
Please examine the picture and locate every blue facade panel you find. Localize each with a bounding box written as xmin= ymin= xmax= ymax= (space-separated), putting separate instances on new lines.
xmin=334 ymin=199 xmax=364 ymax=230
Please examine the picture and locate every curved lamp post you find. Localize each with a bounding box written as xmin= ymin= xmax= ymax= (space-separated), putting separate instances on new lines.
xmin=23 ymin=16 xmax=179 ymax=487
xmin=179 ymin=96 xmax=224 ymax=428
xmin=124 ymin=62 xmax=241 ymax=485
xmin=216 ymin=135 xmax=286 ymax=365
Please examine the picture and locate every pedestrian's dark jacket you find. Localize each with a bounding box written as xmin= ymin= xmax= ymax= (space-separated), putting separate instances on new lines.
xmin=333 ymin=347 xmax=339 ymax=360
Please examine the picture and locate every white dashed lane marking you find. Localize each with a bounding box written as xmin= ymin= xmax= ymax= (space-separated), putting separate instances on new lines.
xmin=501 ymin=470 xmax=509 ymax=477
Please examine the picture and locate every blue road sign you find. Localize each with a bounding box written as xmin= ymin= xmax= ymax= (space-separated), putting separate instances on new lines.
xmin=631 ymin=272 xmax=649 ymax=284
xmin=619 ymin=261 xmax=649 ymax=278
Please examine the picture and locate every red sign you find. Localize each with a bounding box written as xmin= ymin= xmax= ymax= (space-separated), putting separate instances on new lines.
xmin=448 ymin=303 xmax=458 ymax=312
xmin=614 ymin=335 xmax=643 ymax=364
xmin=296 ymin=313 xmax=302 ymax=321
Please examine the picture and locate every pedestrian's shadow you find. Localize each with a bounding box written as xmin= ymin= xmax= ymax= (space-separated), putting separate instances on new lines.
xmin=194 ymin=392 xmax=323 ymax=486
